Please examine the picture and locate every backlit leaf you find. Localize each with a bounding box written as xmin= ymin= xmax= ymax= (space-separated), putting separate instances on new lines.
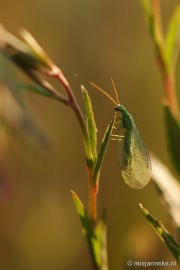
xmin=165 ymin=5 xmax=180 ymax=71
xmin=139 ymin=203 xmax=180 ymax=262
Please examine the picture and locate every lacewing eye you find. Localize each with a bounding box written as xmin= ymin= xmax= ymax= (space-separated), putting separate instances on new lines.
xmin=114 ymin=105 xmax=151 ymax=189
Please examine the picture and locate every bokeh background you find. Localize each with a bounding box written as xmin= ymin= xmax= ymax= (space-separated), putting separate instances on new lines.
xmin=0 ymin=0 xmax=180 ymax=269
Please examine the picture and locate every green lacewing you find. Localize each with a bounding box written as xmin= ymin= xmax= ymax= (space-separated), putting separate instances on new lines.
xmin=90 ymin=80 xmax=151 ymax=189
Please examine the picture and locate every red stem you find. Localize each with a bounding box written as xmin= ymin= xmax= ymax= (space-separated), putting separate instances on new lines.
xmin=88 ymin=167 xmax=98 ymax=222
xmin=50 ymin=67 xmax=98 ymax=222
xmin=164 ymin=72 xmax=179 ymax=118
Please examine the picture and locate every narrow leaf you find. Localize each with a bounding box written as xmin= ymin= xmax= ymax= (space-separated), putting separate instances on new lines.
xmin=0 ymin=25 xmax=53 ymax=73
xmin=71 ymin=191 xmax=101 ymax=268
xmin=94 ymin=213 xmax=108 ymax=270
xmin=20 ymin=29 xmax=54 ymax=70
xmin=81 ymin=86 xmax=97 ymax=162
xmin=71 ymin=191 xmax=93 ymax=234
xmin=165 ymin=5 xmax=180 ymax=70
xmin=140 ymin=0 xmax=166 ymax=69
xmin=0 ymin=55 xmax=49 ymax=147
xmin=0 ymin=25 xmax=42 ymax=71
xmin=140 ymin=0 xmax=158 ymax=43
xmin=140 ymin=0 xmax=153 ymax=34
xmin=93 ymin=117 xmax=115 ymax=183
xmin=139 ymin=203 xmax=180 ymax=262
xmin=17 ymin=83 xmax=58 ymax=99
xmin=163 ymin=102 xmax=180 ymax=175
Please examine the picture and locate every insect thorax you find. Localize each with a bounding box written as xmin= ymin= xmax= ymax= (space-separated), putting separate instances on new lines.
xmin=114 ymin=104 xmax=134 ymax=131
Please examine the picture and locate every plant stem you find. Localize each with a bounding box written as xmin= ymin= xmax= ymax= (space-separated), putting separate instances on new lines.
xmin=151 ymin=0 xmax=180 ymax=118
xmin=90 ymin=184 xmax=97 ymax=222
xmin=50 ymin=67 xmax=94 ymax=166
xmin=26 ymin=70 xmax=70 ymax=105
xmin=46 ymin=66 xmax=106 ymax=269
xmin=164 ymin=71 xmax=179 ymax=118
xmin=89 ymin=169 xmax=98 ymax=222
xmin=51 ymin=67 xmax=98 ymax=223
xmin=152 ymin=0 xmax=165 ymax=58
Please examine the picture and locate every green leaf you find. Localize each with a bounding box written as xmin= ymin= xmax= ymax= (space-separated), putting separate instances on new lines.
xmin=93 ymin=117 xmax=115 ymax=184
xmin=140 ymin=0 xmax=159 ymax=44
xmin=0 ymin=55 xmax=49 ymax=147
xmin=165 ymin=5 xmax=180 ymax=71
xmin=163 ymin=102 xmax=180 ymax=175
xmin=81 ymin=86 xmax=97 ymax=162
xmin=139 ymin=203 xmax=180 ymax=262
xmin=71 ymin=191 xmax=93 ymax=234
xmin=17 ymin=83 xmax=58 ymax=99
xmin=94 ymin=213 xmax=108 ymax=270
xmin=140 ymin=0 xmax=166 ymax=70
xmin=71 ymin=191 xmax=106 ymax=269
xmin=140 ymin=0 xmax=152 ymax=28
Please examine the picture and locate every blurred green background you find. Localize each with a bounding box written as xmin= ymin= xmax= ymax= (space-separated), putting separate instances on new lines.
xmin=0 ymin=0 xmax=180 ymax=269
